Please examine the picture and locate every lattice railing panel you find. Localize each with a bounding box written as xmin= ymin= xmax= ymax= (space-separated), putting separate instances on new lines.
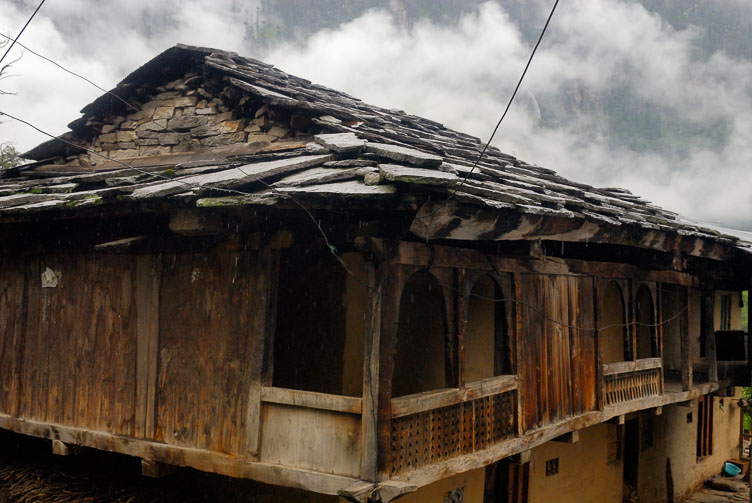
xmin=389 ymin=390 xmax=516 ymax=475
xmin=604 ymin=367 xmax=661 ymax=406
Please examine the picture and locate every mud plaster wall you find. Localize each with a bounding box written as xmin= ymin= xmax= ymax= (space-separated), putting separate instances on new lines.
xmin=397 ymin=467 xmax=486 ymax=503
xmin=602 ymin=282 xmax=627 ymax=364
xmin=465 ymin=275 xmax=496 ymax=383
xmin=637 ymin=388 xmax=741 ymax=503
xmin=662 ymin=285 xmax=682 ymax=371
xmin=528 ymin=424 xmax=622 ymax=503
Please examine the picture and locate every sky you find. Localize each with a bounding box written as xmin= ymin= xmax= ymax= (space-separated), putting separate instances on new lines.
xmin=0 ymin=0 xmax=750 ymax=230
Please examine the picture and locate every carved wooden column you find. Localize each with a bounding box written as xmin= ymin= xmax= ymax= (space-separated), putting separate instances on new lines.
xmin=701 ymin=290 xmax=717 ymax=382
xmin=680 ymin=286 xmax=693 ymax=391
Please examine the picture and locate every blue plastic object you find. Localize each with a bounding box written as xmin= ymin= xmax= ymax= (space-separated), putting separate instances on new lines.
xmin=724 ymin=462 xmax=742 ymax=476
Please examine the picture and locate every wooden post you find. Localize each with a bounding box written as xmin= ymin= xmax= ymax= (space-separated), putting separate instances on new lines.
xmin=594 ymin=279 xmax=604 ymax=410
xmin=134 ymin=255 xmax=161 ymax=440
xmin=702 ymin=291 xmax=718 ymax=382
xmin=361 ymin=261 xmax=381 ymax=482
xmin=246 ymin=249 xmax=279 ymax=458
xmin=376 ymin=263 xmax=404 ymax=479
xmin=680 ymin=286 xmax=693 ymax=391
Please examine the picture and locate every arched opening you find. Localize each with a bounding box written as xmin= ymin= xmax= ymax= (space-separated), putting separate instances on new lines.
xmin=602 ymin=281 xmax=630 ymax=363
xmin=465 ymin=275 xmax=511 ymax=383
xmin=393 ymin=271 xmax=449 ymax=397
xmin=635 ymin=285 xmax=657 ymax=359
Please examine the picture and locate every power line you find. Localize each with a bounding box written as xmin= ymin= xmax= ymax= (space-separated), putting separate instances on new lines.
xmin=444 ymin=0 xmax=560 ymax=206
xmin=2 ymin=111 xmax=693 ymax=335
xmin=0 ymin=20 xmax=692 ymax=335
xmin=0 ymin=0 xmax=47 ymax=67
xmin=0 ymin=33 xmax=109 ymax=96
xmin=0 ymin=109 xmax=363 ymax=286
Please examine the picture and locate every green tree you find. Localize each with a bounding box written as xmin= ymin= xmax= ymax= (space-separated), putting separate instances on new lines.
xmin=0 ymin=143 xmax=20 ymax=171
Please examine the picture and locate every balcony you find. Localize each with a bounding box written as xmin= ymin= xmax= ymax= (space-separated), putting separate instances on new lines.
xmin=387 ymin=376 xmax=518 ymax=476
xmin=602 ymin=358 xmax=663 ymax=406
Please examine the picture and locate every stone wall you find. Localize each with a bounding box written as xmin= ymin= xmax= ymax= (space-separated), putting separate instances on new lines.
xmin=79 ymin=72 xmax=307 ymax=167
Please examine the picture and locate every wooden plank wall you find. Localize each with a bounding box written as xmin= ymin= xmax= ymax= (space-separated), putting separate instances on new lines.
xmin=0 ymin=250 xmax=260 ymax=458
xmin=155 ymin=252 xmax=255 ymax=456
xmin=0 ymin=255 xmax=139 ymax=436
xmin=518 ymin=273 xmax=596 ymax=431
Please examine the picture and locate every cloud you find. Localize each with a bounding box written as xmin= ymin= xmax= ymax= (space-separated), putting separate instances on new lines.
xmin=264 ymin=1 xmax=752 ymax=230
xmin=0 ymin=0 xmax=750 ymax=230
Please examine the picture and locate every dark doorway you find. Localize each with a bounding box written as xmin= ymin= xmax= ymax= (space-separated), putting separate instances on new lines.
xmin=624 ymin=419 xmax=640 ymax=495
xmin=484 ymin=459 xmax=529 ymax=503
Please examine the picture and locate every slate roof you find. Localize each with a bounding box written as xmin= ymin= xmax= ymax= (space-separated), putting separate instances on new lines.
xmin=1 ymin=44 xmax=750 ymax=255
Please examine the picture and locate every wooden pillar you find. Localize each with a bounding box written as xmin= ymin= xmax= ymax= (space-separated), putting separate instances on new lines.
xmin=376 ymin=264 xmax=404 ymax=479
xmin=594 ymin=279 xmax=604 ymax=410
xmin=361 ymin=261 xmax=381 ymax=482
xmin=134 ymin=255 xmax=161 ymax=440
xmin=702 ymin=291 xmax=718 ymax=382
xmin=246 ymin=249 xmax=279 ymax=458
xmin=680 ymin=286 xmax=693 ymax=391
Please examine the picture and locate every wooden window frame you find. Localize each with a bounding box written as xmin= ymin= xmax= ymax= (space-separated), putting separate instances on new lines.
xmin=697 ymin=395 xmax=713 ymax=458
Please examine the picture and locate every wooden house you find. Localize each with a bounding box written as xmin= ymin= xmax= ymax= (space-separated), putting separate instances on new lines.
xmin=0 ymin=45 xmax=750 ymax=502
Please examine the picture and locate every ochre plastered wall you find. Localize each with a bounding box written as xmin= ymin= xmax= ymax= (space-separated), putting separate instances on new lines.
xmin=465 ymin=275 xmax=496 ymax=383
xmin=528 ymin=424 xmax=622 ymax=503
xmin=637 ymin=388 xmax=741 ymax=503
xmin=662 ymin=285 xmax=682 ymax=371
xmin=397 ymin=467 xmax=486 ymax=503
xmin=602 ymin=282 xmax=627 ymax=364
xmin=393 ymin=272 xmax=448 ymax=397
xmin=341 ymin=253 xmax=368 ymax=396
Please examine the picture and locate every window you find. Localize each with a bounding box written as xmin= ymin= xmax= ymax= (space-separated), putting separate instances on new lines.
xmin=635 ymin=286 xmax=657 ymax=359
xmin=466 ymin=275 xmax=511 ymax=382
xmin=719 ymin=294 xmax=731 ymax=331
xmin=602 ymin=281 xmax=630 ymax=363
xmin=697 ymin=395 xmax=713 ymax=457
xmin=545 ymin=458 xmax=559 ymax=476
xmin=393 ymin=271 xmax=450 ymax=397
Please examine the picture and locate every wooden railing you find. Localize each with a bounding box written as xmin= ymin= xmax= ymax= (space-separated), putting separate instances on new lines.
xmin=603 ymin=358 xmax=662 ymax=406
xmin=388 ymin=376 xmax=518 ymax=476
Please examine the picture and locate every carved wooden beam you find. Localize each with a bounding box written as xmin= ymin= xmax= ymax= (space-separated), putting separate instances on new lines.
xmin=410 ymin=201 xmax=737 ymax=261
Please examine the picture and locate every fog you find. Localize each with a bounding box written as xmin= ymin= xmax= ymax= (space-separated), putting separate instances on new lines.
xmin=0 ymin=0 xmax=750 ymax=229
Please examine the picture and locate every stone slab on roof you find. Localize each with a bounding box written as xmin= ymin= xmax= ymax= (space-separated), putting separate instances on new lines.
xmin=0 ymin=44 xmax=749 ymax=257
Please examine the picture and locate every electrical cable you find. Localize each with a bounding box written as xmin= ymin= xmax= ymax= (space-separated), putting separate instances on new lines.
xmin=0 ymin=0 xmax=47 ymax=67
xmin=443 ymin=0 xmax=560 ymax=206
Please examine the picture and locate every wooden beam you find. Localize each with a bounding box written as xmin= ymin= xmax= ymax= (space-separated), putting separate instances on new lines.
xmin=390 ymin=376 xmax=518 ymax=418
xmin=51 ymin=439 xmax=70 ymax=456
xmin=260 ymin=387 xmax=362 ymax=415
xmin=410 ymin=201 xmax=737 ymax=261
xmin=168 ymin=209 xmax=227 ymax=236
xmin=0 ymin=414 xmax=364 ymax=496
xmin=702 ymin=291 xmax=718 ymax=382
xmin=603 ymin=358 xmax=662 ymax=376
xmin=354 ymin=237 xmax=697 ymax=287
xmin=375 ymin=481 xmax=419 ymax=503
xmin=360 ymin=260 xmax=381 ymax=483
xmin=680 ymin=286 xmax=693 ymax=391
xmin=510 ymin=449 xmax=532 ymax=464
xmin=552 ymin=431 xmax=579 ymax=443
xmin=141 ymin=458 xmax=178 ymax=478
